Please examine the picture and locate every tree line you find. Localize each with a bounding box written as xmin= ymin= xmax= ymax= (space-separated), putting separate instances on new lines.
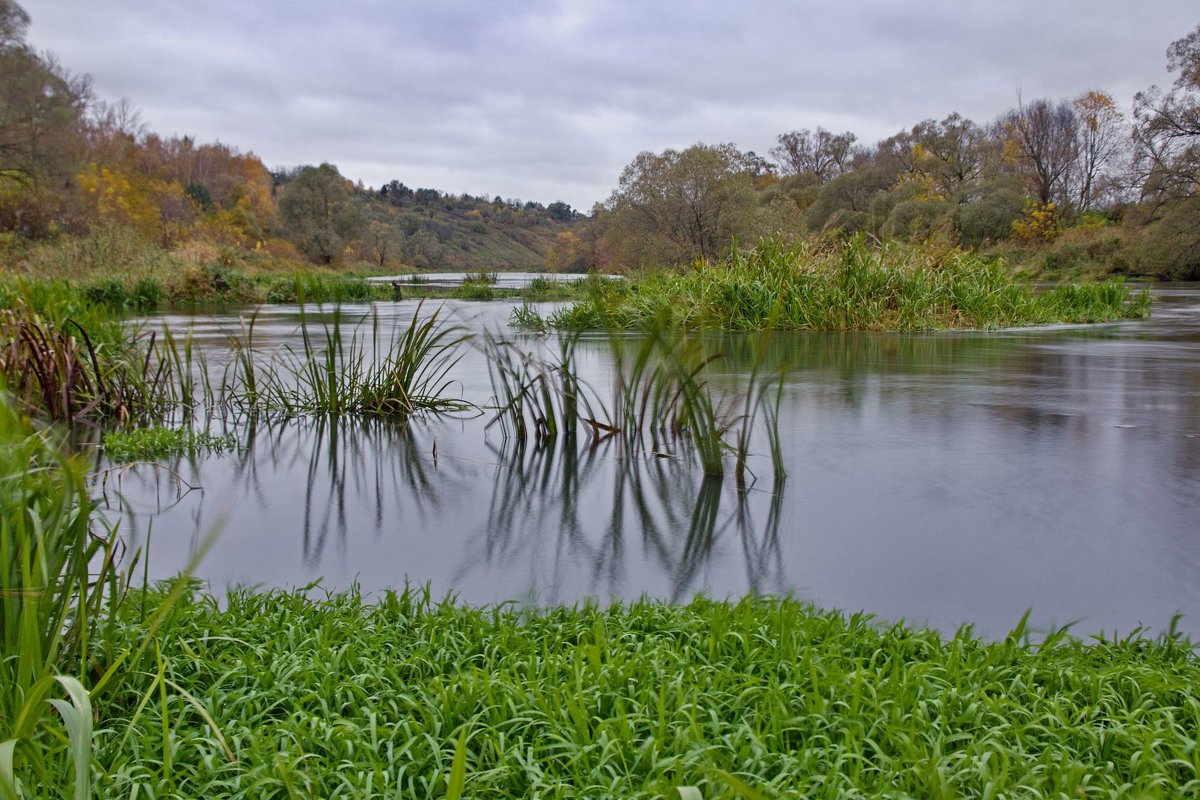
xmin=0 ymin=0 xmax=1196 ymax=278
xmin=572 ymin=23 xmax=1200 ymax=279
xmin=0 ymin=0 xmax=578 ymax=271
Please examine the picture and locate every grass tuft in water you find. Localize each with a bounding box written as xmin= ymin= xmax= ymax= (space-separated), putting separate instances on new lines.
xmin=485 ymin=326 xmax=787 ymax=480
xmin=224 ymin=301 xmax=475 ymax=418
xmin=102 ymin=426 xmax=240 ymax=463
xmin=548 ymin=237 xmax=1150 ymax=332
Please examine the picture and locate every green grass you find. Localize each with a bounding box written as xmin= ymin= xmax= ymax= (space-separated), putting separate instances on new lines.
xmin=102 ymin=426 xmax=240 ymax=463
xmin=223 ymin=302 xmax=474 ymax=418
xmin=77 ymin=587 xmax=1200 ymax=799
xmin=0 ymin=394 xmax=113 ymax=800
xmin=0 ymin=388 xmax=225 ymax=799
xmin=536 ymin=238 xmax=1150 ymax=332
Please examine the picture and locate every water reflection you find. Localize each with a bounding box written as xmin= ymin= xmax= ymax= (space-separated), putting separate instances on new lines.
xmin=470 ymin=440 xmax=784 ymax=602
xmin=101 ymin=413 xmax=789 ymax=607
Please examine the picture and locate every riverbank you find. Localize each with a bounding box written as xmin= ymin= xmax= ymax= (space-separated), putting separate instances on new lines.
xmin=45 ymin=587 xmax=1200 ymax=797
xmin=3 ymin=236 xmax=1150 ymax=328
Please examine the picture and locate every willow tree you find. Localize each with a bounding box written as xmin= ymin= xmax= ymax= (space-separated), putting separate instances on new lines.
xmin=278 ymin=163 xmax=364 ymax=264
xmin=605 ymin=143 xmax=757 ymax=266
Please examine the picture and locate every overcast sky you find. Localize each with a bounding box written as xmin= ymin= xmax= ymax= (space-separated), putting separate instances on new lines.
xmin=20 ymin=1 xmax=1198 ymax=210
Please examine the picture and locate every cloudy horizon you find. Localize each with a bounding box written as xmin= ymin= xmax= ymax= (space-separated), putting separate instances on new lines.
xmin=20 ymin=1 xmax=1198 ymax=210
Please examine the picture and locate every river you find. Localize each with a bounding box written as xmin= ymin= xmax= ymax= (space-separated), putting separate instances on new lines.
xmin=106 ymin=284 xmax=1200 ymax=640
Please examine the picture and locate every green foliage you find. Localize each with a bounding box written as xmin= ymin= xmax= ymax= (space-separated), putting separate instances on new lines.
xmin=129 ymin=278 xmax=164 ymax=309
xmin=259 ymin=273 xmax=387 ymax=304
xmin=606 ymin=144 xmax=758 ymax=266
xmin=168 ymin=264 xmax=258 ymax=305
xmin=957 ymin=185 xmax=1027 ymax=248
xmin=80 ymin=276 xmax=163 ymax=312
xmin=549 ymin=238 xmax=1148 ymax=332
xmin=78 ymin=587 xmax=1200 ymax=798
xmin=0 ymin=395 xmax=106 ymax=799
xmin=102 ymin=426 xmax=239 ymax=463
xmin=277 ymin=164 xmax=365 ymax=265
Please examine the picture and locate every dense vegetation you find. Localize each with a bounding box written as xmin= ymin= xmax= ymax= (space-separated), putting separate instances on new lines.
xmin=533 ymin=239 xmax=1150 ymax=332
xmin=548 ymin=29 xmax=1200 ymax=280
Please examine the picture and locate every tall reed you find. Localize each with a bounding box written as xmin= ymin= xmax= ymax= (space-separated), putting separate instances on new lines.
xmin=485 ymin=325 xmax=788 ymax=481
xmin=483 ymin=331 xmax=606 ymax=444
xmin=0 ymin=298 xmax=179 ymax=425
xmin=0 ymin=393 xmax=108 ymax=799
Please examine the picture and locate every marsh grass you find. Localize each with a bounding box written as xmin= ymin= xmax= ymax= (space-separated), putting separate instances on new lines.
xmin=0 ymin=299 xmax=175 ymax=424
xmin=485 ymin=327 xmax=787 ymax=481
xmin=81 ymin=586 xmax=1200 ymax=799
xmin=224 ymin=301 xmax=474 ymax=418
xmin=483 ymin=332 xmax=605 ymax=444
xmin=542 ymin=237 xmax=1150 ymax=332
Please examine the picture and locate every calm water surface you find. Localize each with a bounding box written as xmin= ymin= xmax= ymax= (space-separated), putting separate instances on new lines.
xmin=109 ymin=286 xmax=1200 ymax=639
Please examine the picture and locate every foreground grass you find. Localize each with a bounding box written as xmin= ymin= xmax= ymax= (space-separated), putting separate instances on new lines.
xmin=540 ymin=239 xmax=1151 ymax=332
xmin=79 ymin=587 xmax=1200 ymax=798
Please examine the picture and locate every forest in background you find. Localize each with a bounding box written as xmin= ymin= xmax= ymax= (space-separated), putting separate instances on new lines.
xmin=1 ymin=0 xmax=1198 ymax=279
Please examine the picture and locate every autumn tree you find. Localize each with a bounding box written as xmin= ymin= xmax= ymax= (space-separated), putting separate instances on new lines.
xmin=770 ymin=127 xmax=859 ymax=184
xmin=1071 ymin=90 xmax=1125 ymax=211
xmin=278 ymin=163 xmax=365 ymax=264
xmin=605 ymin=143 xmax=757 ymax=265
xmin=1133 ymin=24 xmax=1200 ymax=199
xmin=999 ymin=98 xmax=1079 ymax=210
xmin=0 ymin=0 xmax=89 ymax=235
xmin=907 ymin=114 xmax=993 ymax=203
xmin=1131 ymin=24 xmax=1200 ymax=277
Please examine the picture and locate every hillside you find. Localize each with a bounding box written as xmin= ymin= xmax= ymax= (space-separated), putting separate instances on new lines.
xmin=353 ymin=180 xmax=581 ymax=272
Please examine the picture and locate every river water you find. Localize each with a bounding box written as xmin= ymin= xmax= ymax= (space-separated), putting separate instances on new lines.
xmin=107 ymin=285 xmax=1200 ymax=639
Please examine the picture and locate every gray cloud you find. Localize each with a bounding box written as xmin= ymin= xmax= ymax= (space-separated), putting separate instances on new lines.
xmin=21 ymin=0 xmax=1197 ymax=209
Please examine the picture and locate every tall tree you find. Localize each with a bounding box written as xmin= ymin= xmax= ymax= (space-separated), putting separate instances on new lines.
xmin=0 ymin=0 xmax=87 ymax=188
xmin=0 ymin=0 xmax=89 ymax=235
xmin=999 ymin=98 xmax=1079 ymax=209
xmin=1131 ymin=24 xmax=1200 ymax=277
xmin=1071 ymin=90 xmax=1125 ymax=211
xmin=1133 ymin=24 xmax=1200 ymax=200
xmin=770 ymin=127 xmax=859 ymax=184
xmin=909 ymin=114 xmax=990 ymax=202
xmin=606 ymin=143 xmax=757 ymax=265
xmin=278 ymin=163 xmax=364 ymax=264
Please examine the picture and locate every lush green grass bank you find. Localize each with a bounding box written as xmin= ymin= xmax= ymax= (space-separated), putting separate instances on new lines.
xmin=66 ymin=589 xmax=1200 ymax=798
xmin=539 ymin=239 xmax=1150 ymax=332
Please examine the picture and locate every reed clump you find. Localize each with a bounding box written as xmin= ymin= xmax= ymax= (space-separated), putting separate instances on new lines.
xmin=0 ymin=299 xmax=175 ymax=424
xmin=485 ymin=327 xmax=786 ymax=482
xmin=541 ymin=237 xmax=1150 ymax=332
xmin=224 ymin=302 xmax=474 ymax=418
